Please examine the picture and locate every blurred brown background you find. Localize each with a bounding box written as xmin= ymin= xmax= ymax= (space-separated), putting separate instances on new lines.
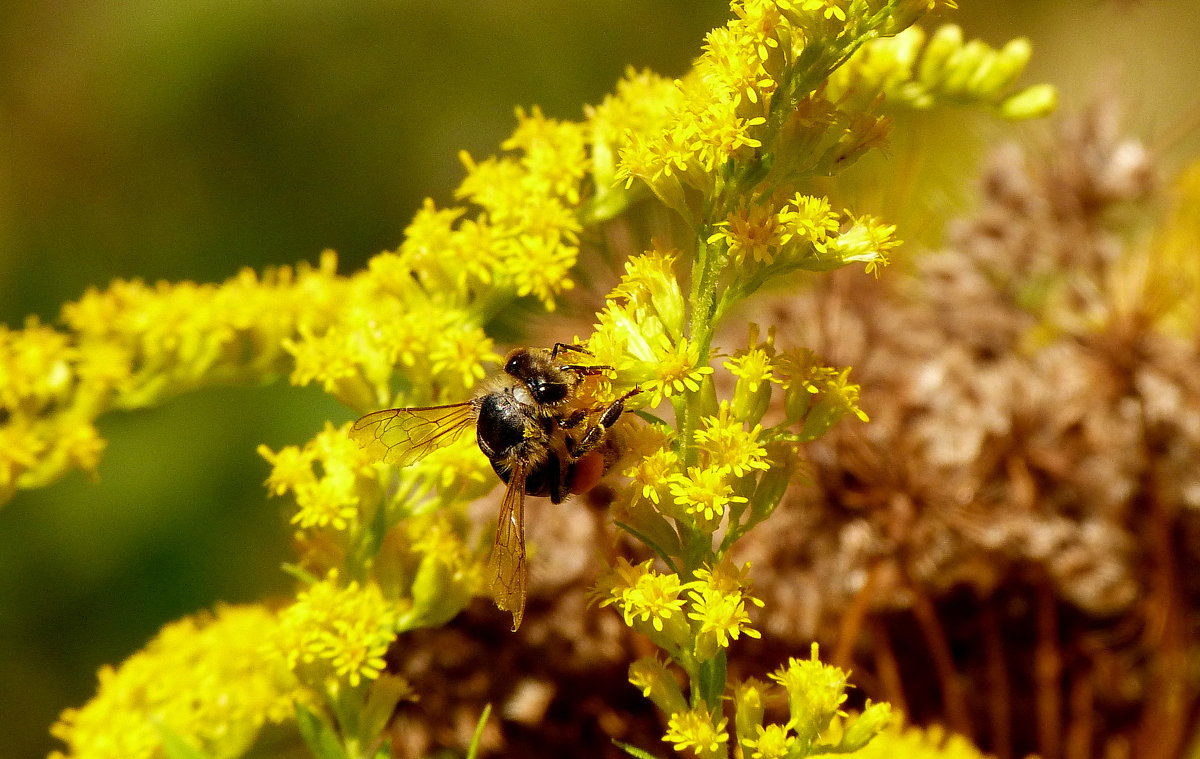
xmin=0 ymin=1 xmax=1196 ymax=757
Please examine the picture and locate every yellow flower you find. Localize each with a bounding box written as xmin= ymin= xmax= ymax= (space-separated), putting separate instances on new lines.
xmin=642 ymin=336 xmax=715 ymax=408
xmin=596 ymin=558 xmax=689 ymax=640
xmin=608 ymin=249 xmax=686 ymax=336
xmin=668 ymin=465 xmax=747 ymax=527
xmin=777 ymin=194 xmax=839 ymax=253
xmin=769 ymin=643 xmax=849 ymax=743
xmin=0 ymin=421 xmax=45 ymax=496
xmin=629 ymin=657 xmax=687 ymax=716
xmin=428 ymin=325 xmax=498 ymax=395
xmin=455 ymin=108 xmax=589 ymax=311
xmin=695 ymin=402 xmax=771 ymax=477
xmin=257 ymin=442 xmax=316 ymax=497
xmin=747 ymin=724 xmax=797 ymax=759
xmin=829 ymin=213 xmax=900 ymax=275
xmin=260 ymin=423 xmax=372 ymax=532
xmin=49 ymin=605 xmax=302 ymax=759
xmin=664 ymin=707 xmax=730 ymax=759
xmin=801 ymin=0 xmax=847 ymax=22
xmin=397 ymin=198 xmax=467 ymax=272
xmin=686 ymin=576 xmax=764 ymax=657
xmin=292 ymin=473 xmax=359 ymax=531
xmin=708 ymin=203 xmax=786 ymax=265
xmin=272 ymin=572 xmax=401 ymax=689
xmin=625 ymin=443 xmax=680 ymax=506
xmin=502 ymin=106 xmax=590 ymax=204
xmin=282 ymin=324 xmax=362 ymax=397
xmin=849 ymin=719 xmax=988 ymax=759
xmin=404 ymin=512 xmax=487 ymax=626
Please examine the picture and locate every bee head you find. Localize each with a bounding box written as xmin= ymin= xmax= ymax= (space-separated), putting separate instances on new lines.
xmin=504 ymin=348 xmax=572 ymax=406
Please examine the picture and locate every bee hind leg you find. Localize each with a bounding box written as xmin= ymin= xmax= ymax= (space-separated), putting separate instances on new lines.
xmin=568 ymin=388 xmax=641 ymax=459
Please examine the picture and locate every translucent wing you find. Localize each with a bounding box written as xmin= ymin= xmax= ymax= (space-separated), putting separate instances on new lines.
xmin=349 ymin=402 xmax=476 ymax=467
xmin=488 ymin=460 xmax=528 ymax=631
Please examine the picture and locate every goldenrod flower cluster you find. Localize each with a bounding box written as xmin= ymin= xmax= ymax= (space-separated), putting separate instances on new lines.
xmin=270 ymin=571 xmax=401 ymax=689
xmin=36 ymin=1 xmax=1056 ymax=757
xmin=843 ymin=720 xmax=993 ymax=759
xmin=632 ymin=641 xmax=893 ymax=759
xmin=598 ymin=559 xmax=763 ymax=658
xmin=578 ymin=2 xmax=1049 ymax=757
xmin=49 ymin=605 xmax=302 ymax=759
xmin=664 ymin=707 xmax=731 ymax=759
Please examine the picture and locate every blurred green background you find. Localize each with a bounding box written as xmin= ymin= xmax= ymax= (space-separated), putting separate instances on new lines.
xmin=0 ymin=2 xmax=1196 ymax=757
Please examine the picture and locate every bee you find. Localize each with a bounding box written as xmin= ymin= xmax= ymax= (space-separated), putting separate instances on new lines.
xmin=349 ymin=343 xmax=638 ymax=630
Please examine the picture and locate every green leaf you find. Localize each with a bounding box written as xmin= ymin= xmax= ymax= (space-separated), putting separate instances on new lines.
xmin=466 ymin=703 xmax=493 ymax=759
xmin=295 ymin=703 xmax=350 ymax=759
xmin=612 ymin=739 xmax=664 ymax=759
xmin=697 ymin=652 xmax=728 ymax=709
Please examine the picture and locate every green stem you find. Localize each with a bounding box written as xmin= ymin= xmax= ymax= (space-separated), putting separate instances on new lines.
xmin=696 ymin=652 xmax=728 ymax=711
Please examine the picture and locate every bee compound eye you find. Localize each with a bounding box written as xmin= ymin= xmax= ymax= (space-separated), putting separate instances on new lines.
xmin=504 ymin=354 xmax=525 ymax=376
xmin=529 ymin=380 xmax=568 ymax=405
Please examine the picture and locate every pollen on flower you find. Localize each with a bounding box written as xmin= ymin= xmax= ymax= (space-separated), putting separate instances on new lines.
xmin=291 ymin=473 xmax=359 ymax=531
xmin=598 ymin=558 xmax=688 ymax=633
xmin=748 ymin=723 xmax=797 ymax=759
xmin=777 ymin=194 xmax=840 ymax=253
xmin=428 ymin=326 xmax=497 ymax=395
xmin=49 ymin=605 xmax=301 ymax=759
xmin=829 ymin=214 xmax=900 ymax=275
xmin=643 ymin=336 xmax=715 ymax=407
xmin=686 ymin=577 xmax=764 ymax=652
xmin=769 ymin=643 xmax=850 ymax=729
xmin=695 ymin=402 xmax=771 ymax=477
xmin=282 ymin=325 xmax=361 ymax=396
xmin=709 ymin=203 xmax=786 ymax=265
xmin=258 ymin=443 xmax=316 ymax=497
xmin=668 ymin=465 xmax=747 ymax=527
xmin=625 ymin=444 xmax=681 ymax=505
xmin=272 ymin=572 xmax=399 ymax=689
xmin=664 ymin=707 xmax=730 ymax=759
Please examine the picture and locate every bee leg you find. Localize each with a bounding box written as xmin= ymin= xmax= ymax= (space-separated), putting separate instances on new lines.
xmin=559 ymin=362 xmax=613 ymax=377
xmin=545 ymin=453 xmax=570 ymax=504
xmin=556 ymin=408 xmax=589 ymax=429
xmin=568 ymin=388 xmax=641 ymax=459
xmin=550 ymin=343 xmax=612 ymax=377
xmin=551 ymin=342 xmax=593 ymax=359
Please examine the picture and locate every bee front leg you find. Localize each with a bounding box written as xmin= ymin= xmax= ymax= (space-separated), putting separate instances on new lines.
xmin=551 ymin=342 xmax=592 ymax=359
xmin=550 ymin=343 xmax=612 ymax=377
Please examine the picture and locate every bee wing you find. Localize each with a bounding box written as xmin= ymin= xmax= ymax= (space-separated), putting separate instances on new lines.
xmin=349 ymin=402 xmax=477 ymax=467
xmin=488 ymin=460 xmax=528 ymax=631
